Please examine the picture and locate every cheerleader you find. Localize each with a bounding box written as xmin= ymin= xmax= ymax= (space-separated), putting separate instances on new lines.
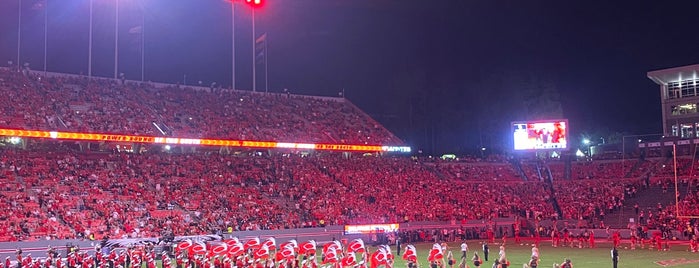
xmin=471 ymin=252 xmax=482 ymax=268
xmin=446 ymin=252 xmax=455 ymax=268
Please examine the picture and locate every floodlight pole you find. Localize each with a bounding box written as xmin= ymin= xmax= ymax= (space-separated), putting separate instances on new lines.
xmin=252 ymin=8 xmax=256 ymax=92
xmin=114 ymin=0 xmax=119 ymax=79
xmin=17 ymin=0 xmax=21 ymax=71
xmin=43 ymin=0 xmax=47 ymax=75
xmin=88 ymin=0 xmax=93 ymax=77
xmin=231 ymin=1 xmax=236 ymax=90
xmin=141 ymin=3 xmax=145 ymax=82
xmin=264 ymin=34 xmax=268 ymax=93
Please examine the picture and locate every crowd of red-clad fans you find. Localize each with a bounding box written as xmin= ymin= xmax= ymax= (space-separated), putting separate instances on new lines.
xmin=3 ymin=146 xmax=697 ymax=242
xmin=0 ymin=68 xmax=698 ymax=244
xmin=0 ymin=69 xmax=400 ymax=145
xmin=0 ymin=149 xmax=556 ymax=241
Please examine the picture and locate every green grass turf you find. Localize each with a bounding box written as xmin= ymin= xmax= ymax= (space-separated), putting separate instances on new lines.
xmin=159 ymin=240 xmax=699 ymax=268
xmin=373 ymin=240 xmax=699 ymax=268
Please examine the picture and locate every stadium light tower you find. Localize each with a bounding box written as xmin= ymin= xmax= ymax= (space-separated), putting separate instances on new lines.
xmin=245 ymin=0 xmax=263 ymax=92
xmin=245 ymin=0 xmax=264 ymax=7
xmin=228 ymin=0 xmax=250 ymax=90
xmin=114 ymin=0 xmax=119 ymax=79
xmin=230 ymin=0 xmax=263 ymax=91
xmin=88 ymin=0 xmax=93 ymax=78
xmin=17 ymin=0 xmax=21 ymax=71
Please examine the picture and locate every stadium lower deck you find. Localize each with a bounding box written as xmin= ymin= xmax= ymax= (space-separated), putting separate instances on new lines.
xmin=0 ymin=146 xmax=698 ymax=243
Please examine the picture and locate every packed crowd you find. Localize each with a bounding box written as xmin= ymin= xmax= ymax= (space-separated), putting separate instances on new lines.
xmin=0 ymin=69 xmax=400 ymax=145
xmin=1 ymin=149 xmax=697 ymax=243
xmin=430 ymin=162 xmax=523 ymax=181
xmin=552 ymin=179 xmax=633 ymax=221
xmin=2 ymin=140 xmax=695 ymax=242
xmin=1 ymin=69 xmax=698 ymax=245
xmin=0 ymin=149 xmax=562 ymax=242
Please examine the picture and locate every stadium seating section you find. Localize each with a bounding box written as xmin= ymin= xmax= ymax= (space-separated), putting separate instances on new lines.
xmin=0 ymin=69 xmax=401 ymax=145
xmin=0 ymin=69 xmax=697 ymax=242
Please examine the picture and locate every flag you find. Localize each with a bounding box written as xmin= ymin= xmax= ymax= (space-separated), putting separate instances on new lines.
xmin=255 ymin=33 xmax=267 ymax=65
xmin=224 ymin=238 xmax=241 ymax=248
xmin=322 ymin=247 xmax=338 ymax=264
xmin=323 ymin=241 xmax=342 ymax=254
xmin=177 ymin=240 xmax=193 ymax=252
xmin=279 ymin=240 xmax=298 ymax=251
xmin=348 ymin=239 xmax=366 ymax=253
xmin=129 ymin=26 xmax=143 ymax=34
xmin=275 ymin=244 xmax=296 ymax=262
xmin=244 ymin=237 xmax=261 ymax=250
xmin=254 ymin=245 xmax=270 ymax=260
xmin=227 ymin=241 xmax=245 ymax=257
xmin=402 ymin=245 xmax=417 ymax=263
xmin=341 ymin=252 xmax=357 ymax=268
xmin=379 ymin=245 xmax=393 ymax=260
xmin=370 ymin=248 xmax=388 ymax=268
xmin=427 ymin=244 xmax=443 ymax=262
xmin=191 ymin=241 xmax=207 ymax=255
xmin=128 ymin=25 xmax=144 ymax=53
xmin=262 ymin=237 xmax=276 ymax=251
xmin=209 ymin=242 xmax=228 ymax=257
xmin=299 ymin=240 xmax=317 ymax=255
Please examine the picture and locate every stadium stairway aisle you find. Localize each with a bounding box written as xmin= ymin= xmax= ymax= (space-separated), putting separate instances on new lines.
xmin=542 ymin=173 xmax=564 ymax=220
xmin=598 ymin=183 xmax=687 ymax=228
xmin=422 ymin=163 xmax=445 ymax=180
xmin=509 ymin=159 xmax=528 ymax=181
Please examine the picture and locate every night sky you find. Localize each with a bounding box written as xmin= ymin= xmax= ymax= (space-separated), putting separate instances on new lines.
xmin=2 ymin=0 xmax=699 ymax=154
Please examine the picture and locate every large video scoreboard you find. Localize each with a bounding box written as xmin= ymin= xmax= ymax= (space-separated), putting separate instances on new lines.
xmin=512 ymin=119 xmax=568 ymax=151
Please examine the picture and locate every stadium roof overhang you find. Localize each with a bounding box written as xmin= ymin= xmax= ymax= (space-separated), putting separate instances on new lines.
xmin=647 ymin=64 xmax=699 ymax=85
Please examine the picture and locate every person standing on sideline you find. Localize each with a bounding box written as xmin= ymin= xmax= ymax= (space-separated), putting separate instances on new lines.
xmin=460 ymin=241 xmax=468 ymax=260
xmin=482 ymin=242 xmax=489 ymax=262
xmin=396 ymin=237 xmax=402 ymax=256
xmin=611 ymin=247 xmax=619 ymax=268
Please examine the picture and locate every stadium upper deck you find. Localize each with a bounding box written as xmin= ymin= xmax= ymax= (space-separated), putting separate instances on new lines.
xmin=0 ymin=68 xmax=402 ymax=147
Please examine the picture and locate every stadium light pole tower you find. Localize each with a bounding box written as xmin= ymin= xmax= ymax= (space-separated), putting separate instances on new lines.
xmin=43 ymin=0 xmax=47 ymax=75
xmin=230 ymin=0 xmax=237 ymax=90
xmin=245 ymin=0 xmax=263 ymax=92
xmin=88 ymin=0 xmax=93 ymax=78
xmin=114 ymin=0 xmax=119 ymax=79
xmin=17 ymin=0 xmax=22 ymax=71
xmin=140 ymin=1 xmax=145 ymax=82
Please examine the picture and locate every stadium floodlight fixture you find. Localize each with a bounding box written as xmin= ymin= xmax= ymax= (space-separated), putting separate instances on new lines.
xmin=245 ymin=0 xmax=263 ymax=7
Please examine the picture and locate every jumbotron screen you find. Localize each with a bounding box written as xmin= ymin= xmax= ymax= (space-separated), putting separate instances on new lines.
xmin=512 ymin=120 xmax=568 ymax=151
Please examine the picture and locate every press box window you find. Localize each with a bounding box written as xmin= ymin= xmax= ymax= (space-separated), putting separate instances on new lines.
xmin=671 ymin=103 xmax=698 ymax=115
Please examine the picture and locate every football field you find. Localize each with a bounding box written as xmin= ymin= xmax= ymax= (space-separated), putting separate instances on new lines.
xmin=382 ymin=240 xmax=699 ymax=268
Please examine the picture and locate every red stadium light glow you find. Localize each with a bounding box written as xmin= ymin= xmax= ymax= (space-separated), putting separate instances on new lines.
xmin=0 ymin=128 xmax=411 ymax=153
xmin=245 ymin=0 xmax=263 ymax=7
